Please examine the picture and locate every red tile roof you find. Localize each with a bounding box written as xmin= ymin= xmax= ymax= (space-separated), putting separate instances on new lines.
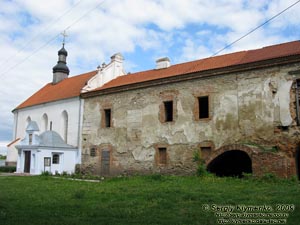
xmin=15 ymin=70 xmax=97 ymax=110
xmin=93 ymin=40 xmax=300 ymax=92
xmin=15 ymin=40 xmax=300 ymax=109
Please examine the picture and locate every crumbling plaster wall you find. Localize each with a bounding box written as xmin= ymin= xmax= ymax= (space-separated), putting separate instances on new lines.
xmin=82 ymin=63 xmax=300 ymax=177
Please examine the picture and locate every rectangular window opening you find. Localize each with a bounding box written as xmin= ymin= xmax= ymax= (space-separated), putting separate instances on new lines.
xmin=90 ymin=147 xmax=96 ymax=157
xmin=158 ymin=148 xmax=167 ymax=165
xmin=198 ymin=96 xmax=209 ymax=119
xmin=164 ymin=101 xmax=173 ymax=122
xmin=200 ymin=146 xmax=212 ymax=159
xmin=201 ymin=147 xmax=212 ymax=152
xmin=104 ymin=109 xmax=111 ymax=127
xmin=29 ymin=134 xmax=33 ymax=145
xmin=52 ymin=154 xmax=60 ymax=164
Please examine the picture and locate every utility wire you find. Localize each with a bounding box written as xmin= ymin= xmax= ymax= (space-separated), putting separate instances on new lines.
xmin=0 ymin=0 xmax=83 ymax=69
xmin=211 ymin=0 xmax=300 ymax=56
xmin=65 ymin=0 xmax=106 ymax=31
xmin=0 ymin=0 xmax=107 ymax=78
xmin=1 ymin=0 xmax=299 ymax=78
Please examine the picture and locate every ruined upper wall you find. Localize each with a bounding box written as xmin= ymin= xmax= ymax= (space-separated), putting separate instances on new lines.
xmin=81 ymin=62 xmax=300 ymax=176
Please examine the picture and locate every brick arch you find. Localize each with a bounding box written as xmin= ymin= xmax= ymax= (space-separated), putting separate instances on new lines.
xmin=205 ymin=144 xmax=256 ymax=165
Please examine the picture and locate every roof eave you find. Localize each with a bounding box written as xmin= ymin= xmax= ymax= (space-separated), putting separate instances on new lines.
xmin=12 ymin=96 xmax=80 ymax=112
xmin=81 ymin=54 xmax=300 ymax=99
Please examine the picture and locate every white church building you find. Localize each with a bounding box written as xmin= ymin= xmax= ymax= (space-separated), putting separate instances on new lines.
xmin=7 ymin=43 xmax=125 ymax=174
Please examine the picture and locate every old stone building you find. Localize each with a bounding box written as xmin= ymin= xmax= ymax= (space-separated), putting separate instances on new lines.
xmin=81 ymin=41 xmax=300 ymax=178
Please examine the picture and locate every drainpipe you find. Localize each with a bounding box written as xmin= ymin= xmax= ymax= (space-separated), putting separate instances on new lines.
xmin=295 ymin=81 xmax=300 ymax=126
xmin=13 ymin=111 xmax=18 ymax=140
xmin=77 ymin=98 xmax=84 ymax=164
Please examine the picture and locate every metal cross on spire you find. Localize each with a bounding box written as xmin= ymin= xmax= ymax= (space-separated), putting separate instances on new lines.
xmin=61 ymin=30 xmax=68 ymax=46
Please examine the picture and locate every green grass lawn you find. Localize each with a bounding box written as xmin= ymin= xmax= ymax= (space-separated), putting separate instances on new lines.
xmin=0 ymin=175 xmax=299 ymax=225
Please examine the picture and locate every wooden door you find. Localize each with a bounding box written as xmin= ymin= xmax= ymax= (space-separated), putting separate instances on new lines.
xmin=101 ymin=150 xmax=110 ymax=175
xmin=24 ymin=151 xmax=31 ymax=173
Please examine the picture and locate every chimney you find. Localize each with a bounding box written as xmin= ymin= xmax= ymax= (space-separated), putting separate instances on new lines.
xmin=111 ymin=53 xmax=124 ymax=63
xmin=155 ymin=57 xmax=170 ymax=69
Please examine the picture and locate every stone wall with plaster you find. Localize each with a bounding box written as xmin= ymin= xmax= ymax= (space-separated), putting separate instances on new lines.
xmin=81 ymin=62 xmax=300 ymax=177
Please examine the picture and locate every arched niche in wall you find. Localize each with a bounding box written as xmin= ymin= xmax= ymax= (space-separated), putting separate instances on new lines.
xmin=26 ymin=116 xmax=31 ymax=126
xmin=61 ymin=110 xmax=68 ymax=143
xmin=42 ymin=113 xmax=48 ymax=132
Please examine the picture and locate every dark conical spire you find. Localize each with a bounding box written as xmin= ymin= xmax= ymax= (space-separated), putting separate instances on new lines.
xmin=52 ymin=43 xmax=70 ymax=84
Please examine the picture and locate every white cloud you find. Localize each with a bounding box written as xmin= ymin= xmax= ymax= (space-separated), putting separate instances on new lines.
xmin=0 ymin=0 xmax=299 ymax=141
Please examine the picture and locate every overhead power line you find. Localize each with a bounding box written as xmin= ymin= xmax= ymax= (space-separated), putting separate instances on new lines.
xmin=0 ymin=0 xmax=299 ymax=78
xmin=0 ymin=0 xmax=107 ymax=78
xmin=212 ymin=0 xmax=300 ymax=56
xmin=0 ymin=0 xmax=84 ymax=69
xmin=64 ymin=0 xmax=106 ymax=32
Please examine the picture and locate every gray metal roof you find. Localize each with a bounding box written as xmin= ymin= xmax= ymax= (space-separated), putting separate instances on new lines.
xmin=52 ymin=61 xmax=70 ymax=74
xmin=39 ymin=131 xmax=73 ymax=148
xmin=58 ymin=45 xmax=68 ymax=56
xmin=26 ymin=121 xmax=39 ymax=132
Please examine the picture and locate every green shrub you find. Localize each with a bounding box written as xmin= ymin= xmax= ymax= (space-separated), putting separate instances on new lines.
xmin=62 ymin=171 xmax=68 ymax=176
xmin=261 ymin=173 xmax=278 ymax=181
xmin=75 ymin=164 xmax=81 ymax=174
xmin=0 ymin=166 xmax=16 ymax=173
xmin=196 ymin=163 xmax=208 ymax=177
xmin=192 ymin=151 xmax=200 ymax=163
xmin=40 ymin=171 xmax=52 ymax=176
xmin=288 ymin=175 xmax=299 ymax=183
xmin=193 ymin=150 xmax=209 ymax=177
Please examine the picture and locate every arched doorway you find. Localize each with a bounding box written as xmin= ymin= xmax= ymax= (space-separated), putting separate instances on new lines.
xmin=207 ymin=150 xmax=252 ymax=177
xmin=296 ymin=147 xmax=300 ymax=180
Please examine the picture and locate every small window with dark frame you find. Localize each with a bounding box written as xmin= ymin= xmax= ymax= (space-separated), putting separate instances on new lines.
xmin=164 ymin=101 xmax=173 ymax=122
xmin=52 ymin=154 xmax=60 ymax=164
xmin=158 ymin=147 xmax=167 ymax=165
xmin=90 ymin=147 xmax=96 ymax=157
xmin=198 ymin=96 xmax=209 ymax=119
xmin=29 ymin=134 xmax=33 ymax=145
xmin=104 ymin=109 xmax=111 ymax=127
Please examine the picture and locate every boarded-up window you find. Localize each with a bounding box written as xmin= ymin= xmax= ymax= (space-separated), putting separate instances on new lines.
xmin=104 ymin=109 xmax=111 ymax=127
xmin=200 ymin=146 xmax=212 ymax=159
xmin=198 ymin=96 xmax=209 ymax=119
xmin=164 ymin=101 xmax=173 ymax=122
xmin=90 ymin=147 xmax=96 ymax=157
xmin=101 ymin=150 xmax=110 ymax=175
xmin=158 ymin=148 xmax=167 ymax=165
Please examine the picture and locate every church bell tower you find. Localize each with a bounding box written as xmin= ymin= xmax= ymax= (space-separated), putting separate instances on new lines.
xmin=52 ymin=32 xmax=70 ymax=84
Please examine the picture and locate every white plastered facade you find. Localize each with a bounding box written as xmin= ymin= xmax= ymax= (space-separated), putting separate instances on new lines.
xmin=16 ymin=121 xmax=77 ymax=175
xmin=7 ymin=52 xmax=125 ymax=169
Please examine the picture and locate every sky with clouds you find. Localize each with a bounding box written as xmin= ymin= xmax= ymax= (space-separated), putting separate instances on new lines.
xmin=0 ymin=0 xmax=300 ymax=144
